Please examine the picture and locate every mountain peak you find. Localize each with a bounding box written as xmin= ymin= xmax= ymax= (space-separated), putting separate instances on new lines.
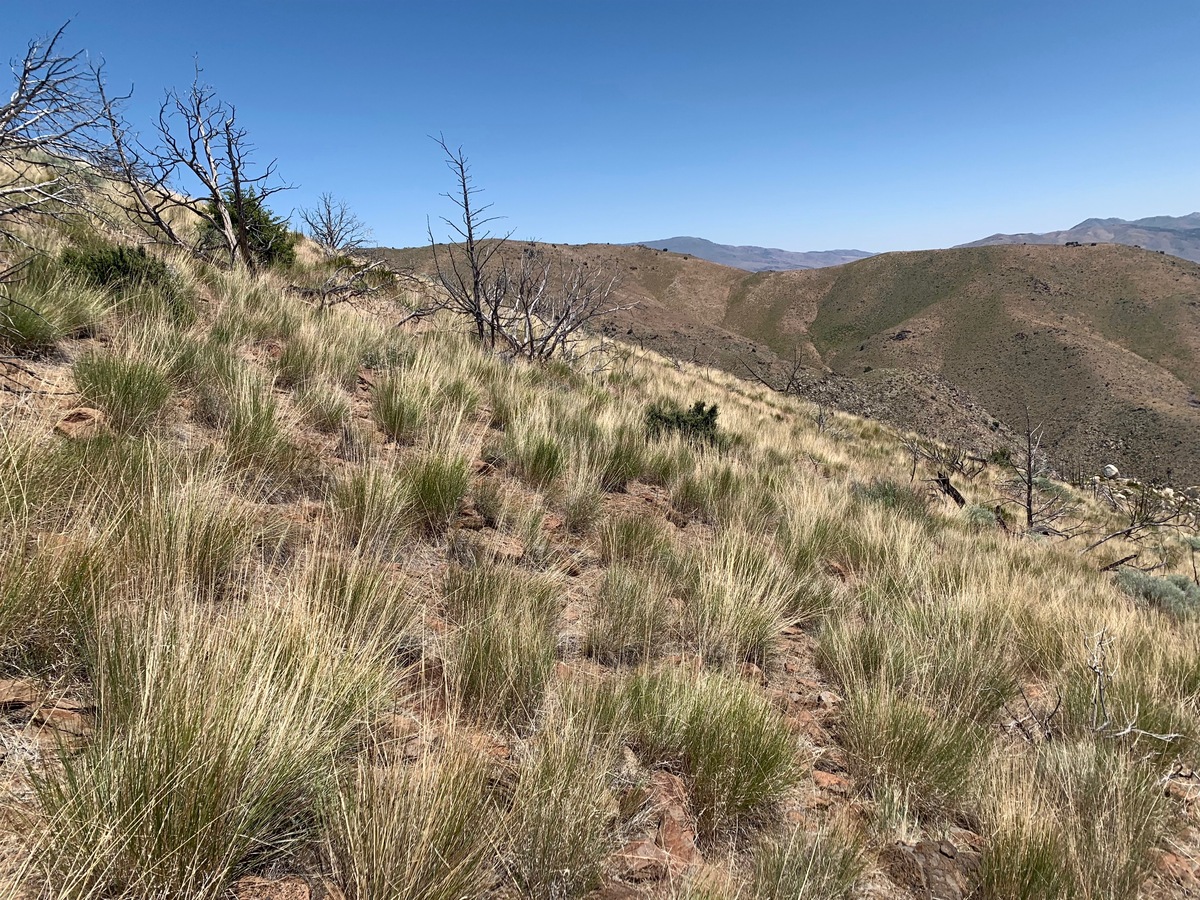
xmin=629 ymin=237 xmax=873 ymax=272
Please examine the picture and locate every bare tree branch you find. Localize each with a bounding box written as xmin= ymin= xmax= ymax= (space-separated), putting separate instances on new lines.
xmin=0 ymin=23 xmax=125 ymax=249
xmin=428 ymin=137 xmax=632 ymax=360
xmin=101 ymin=63 xmax=292 ymax=267
xmin=299 ymin=192 xmax=371 ymax=256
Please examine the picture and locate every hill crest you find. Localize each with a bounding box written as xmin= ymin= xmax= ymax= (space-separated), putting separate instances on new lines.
xmin=628 ymin=236 xmax=874 ymax=271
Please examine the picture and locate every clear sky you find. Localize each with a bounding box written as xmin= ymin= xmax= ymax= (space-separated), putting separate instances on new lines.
xmin=6 ymin=1 xmax=1199 ymax=252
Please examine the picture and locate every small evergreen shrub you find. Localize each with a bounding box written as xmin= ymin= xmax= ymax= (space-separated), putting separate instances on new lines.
xmin=199 ymin=189 xmax=298 ymax=269
xmin=1115 ymin=569 xmax=1200 ymax=619
xmin=60 ymin=243 xmax=193 ymax=323
xmin=61 ymin=243 xmax=161 ymax=285
xmin=963 ymin=503 xmax=998 ymax=530
xmin=646 ymin=399 xmax=721 ymax=445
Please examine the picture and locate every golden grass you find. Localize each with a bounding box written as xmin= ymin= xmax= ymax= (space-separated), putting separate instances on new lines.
xmin=1 ymin=215 xmax=1197 ymax=899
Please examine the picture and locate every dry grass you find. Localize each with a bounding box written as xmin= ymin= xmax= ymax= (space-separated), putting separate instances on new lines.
xmin=1 ymin=212 xmax=1197 ymax=900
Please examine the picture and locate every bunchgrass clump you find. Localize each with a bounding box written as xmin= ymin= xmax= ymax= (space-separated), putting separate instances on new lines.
xmin=1 ymin=269 xmax=109 ymax=353
xmin=621 ymin=667 xmax=803 ymax=838
xmin=329 ymin=467 xmax=411 ymax=556
xmin=585 ymin=565 xmax=673 ymax=665
xmin=679 ymin=530 xmax=818 ymax=668
xmin=372 ymin=374 xmax=426 ymax=444
xmin=979 ymin=742 xmax=1168 ymax=900
xmin=559 ymin=467 xmax=605 ymax=534
xmin=327 ymin=743 xmax=498 ymax=900
xmin=73 ymin=353 xmax=173 ymax=433
xmin=295 ymin=382 xmax=351 ymax=433
xmin=751 ymin=827 xmax=865 ymax=900
xmin=34 ymin=605 xmax=388 ymax=900
xmin=596 ymin=514 xmax=672 ymax=565
xmin=451 ymin=601 xmax=556 ymax=731
xmin=817 ymin=600 xmax=1018 ymax=722
xmin=302 ymin=551 xmax=420 ymax=647
xmin=112 ymin=476 xmax=273 ymax=604
xmin=503 ymin=722 xmax=616 ymax=899
xmin=505 ymin=429 xmax=566 ymax=488
xmin=402 ymin=453 xmax=470 ymax=535
xmin=839 ymin=687 xmax=985 ymax=821
xmin=444 ymin=564 xmax=562 ymax=730
xmin=223 ymin=373 xmax=303 ymax=482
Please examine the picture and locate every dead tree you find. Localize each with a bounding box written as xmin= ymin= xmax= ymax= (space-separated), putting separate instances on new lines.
xmin=429 ymin=137 xmax=631 ymax=359
xmin=299 ymin=193 xmax=371 ymax=256
xmin=429 ymin=135 xmax=511 ymax=345
xmin=997 ymin=412 xmax=1079 ymax=536
xmin=741 ymin=349 xmax=806 ymax=396
xmin=102 ymin=66 xmax=290 ymax=268
xmin=902 ymin=437 xmax=987 ymax=481
xmin=1 ymin=23 xmax=123 ymax=248
xmin=1079 ymin=482 xmax=1192 ymax=557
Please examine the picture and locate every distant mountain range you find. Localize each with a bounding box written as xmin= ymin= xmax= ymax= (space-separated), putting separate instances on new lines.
xmin=628 ymin=237 xmax=874 ymax=271
xmin=957 ymin=213 xmax=1200 ymax=263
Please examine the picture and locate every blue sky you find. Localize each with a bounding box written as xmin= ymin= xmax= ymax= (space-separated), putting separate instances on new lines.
xmin=6 ymin=1 xmax=1199 ymax=252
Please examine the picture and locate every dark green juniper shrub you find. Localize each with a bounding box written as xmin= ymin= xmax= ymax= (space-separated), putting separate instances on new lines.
xmin=61 ymin=244 xmax=171 ymax=290
xmin=60 ymin=243 xmax=193 ymax=323
xmin=646 ymin=399 xmax=722 ymax=446
xmin=199 ymin=189 xmax=298 ymax=269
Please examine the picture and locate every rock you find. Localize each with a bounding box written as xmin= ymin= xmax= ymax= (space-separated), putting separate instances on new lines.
xmin=465 ymin=731 xmax=510 ymax=760
xmin=650 ymin=771 xmax=700 ymax=875
xmin=27 ymin=705 xmax=93 ymax=749
xmin=231 ymin=876 xmax=311 ymax=900
xmin=590 ymin=883 xmax=642 ymax=900
xmin=55 ymin=408 xmax=105 ymax=440
xmin=617 ymin=838 xmax=672 ymax=881
xmin=0 ymin=678 xmax=42 ymax=710
xmin=450 ymin=530 xmax=524 ymax=566
xmin=231 ymin=876 xmax=344 ymax=900
xmin=737 ymin=662 xmax=766 ymax=685
xmin=1155 ymin=850 xmax=1200 ymax=891
xmin=883 ymin=840 xmax=981 ymax=900
xmin=812 ymin=770 xmax=851 ymax=794
xmin=824 ymin=560 xmax=849 ymax=581
xmin=816 ymin=690 xmax=843 ymax=709
xmin=1102 ymin=464 xmax=1120 ymax=479
xmin=1166 ymin=777 xmax=1200 ymax=804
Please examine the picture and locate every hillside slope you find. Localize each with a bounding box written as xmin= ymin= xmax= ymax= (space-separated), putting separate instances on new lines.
xmin=959 ymin=212 xmax=1200 ymax=264
xmin=372 ymin=241 xmax=1200 ymax=484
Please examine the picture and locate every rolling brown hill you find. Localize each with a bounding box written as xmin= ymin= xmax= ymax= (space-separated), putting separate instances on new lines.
xmin=367 ymin=241 xmax=1200 ymax=485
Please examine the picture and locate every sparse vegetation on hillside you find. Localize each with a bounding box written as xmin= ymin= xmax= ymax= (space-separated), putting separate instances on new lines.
xmin=1 ymin=23 xmax=1200 ymax=900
